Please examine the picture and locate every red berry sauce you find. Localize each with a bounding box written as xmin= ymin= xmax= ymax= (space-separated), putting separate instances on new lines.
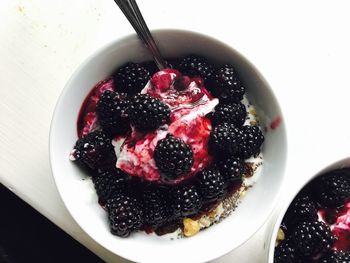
xmin=77 ymin=78 xmax=115 ymax=138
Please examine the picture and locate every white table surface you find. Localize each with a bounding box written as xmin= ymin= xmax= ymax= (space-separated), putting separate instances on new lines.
xmin=1 ymin=0 xmax=350 ymax=262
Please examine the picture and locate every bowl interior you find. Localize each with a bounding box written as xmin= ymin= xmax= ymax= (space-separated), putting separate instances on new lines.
xmin=267 ymin=157 xmax=350 ymax=262
xmin=50 ymin=29 xmax=287 ymax=263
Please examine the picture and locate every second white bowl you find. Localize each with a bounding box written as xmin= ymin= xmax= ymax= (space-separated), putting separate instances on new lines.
xmin=268 ymin=157 xmax=350 ymax=263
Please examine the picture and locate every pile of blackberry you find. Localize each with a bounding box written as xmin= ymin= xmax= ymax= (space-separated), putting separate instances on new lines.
xmin=274 ymin=169 xmax=350 ymax=262
xmin=71 ymin=55 xmax=265 ymax=238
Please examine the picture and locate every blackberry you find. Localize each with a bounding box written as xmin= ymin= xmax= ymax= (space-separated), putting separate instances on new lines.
xmin=142 ymin=185 xmax=172 ymax=227
xmin=208 ymin=123 xmax=240 ymax=157
xmin=216 ymin=156 xmax=245 ymax=183
xmin=114 ymin=62 xmax=150 ymax=95
xmin=178 ymin=55 xmax=214 ymax=81
xmin=211 ymin=103 xmax=247 ymax=127
xmin=72 ymin=130 xmax=113 ymax=170
xmin=106 ymin=194 xmax=143 ymax=237
xmin=127 ymin=94 xmax=170 ymax=131
xmin=92 ymin=167 xmax=129 ymax=203
xmin=197 ymin=169 xmax=226 ymax=203
xmin=320 ymin=250 xmax=350 ymax=263
xmin=173 ymin=184 xmax=202 ymax=217
xmin=207 ymin=64 xmax=245 ymax=102
xmin=274 ymin=240 xmax=303 ymax=263
xmin=154 ymin=134 xmax=194 ymax=180
xmin=311 ymin=169 xmax=350 ymax=208
xmin=291 ymin=220 xmax=336 ymax=258
xmin=284 ymin=195 xmax=318 ymax=228
xmin=237 ymin=125 xmax=264 ymax=159
xmin=96 ymin=90 xmax=130 ymax=136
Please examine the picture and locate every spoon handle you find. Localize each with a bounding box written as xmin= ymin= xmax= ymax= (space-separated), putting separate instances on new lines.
xmin=114 ymin=0 xmax=167 ymax=70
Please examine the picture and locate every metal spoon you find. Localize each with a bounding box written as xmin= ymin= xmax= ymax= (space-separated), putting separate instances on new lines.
xmin=113 ymin=0 xmax=167 ymax=70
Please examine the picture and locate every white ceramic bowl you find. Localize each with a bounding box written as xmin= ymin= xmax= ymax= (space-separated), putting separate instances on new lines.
xmin=267 ymin=157 xmax=350 ymax=263
xmin=50 ymin=29 xmax=287 ymax=263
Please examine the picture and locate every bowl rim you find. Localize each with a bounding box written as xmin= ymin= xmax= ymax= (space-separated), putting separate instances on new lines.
xmin=50 ymin=28 xmax=288 ymax=263
xmin=267 ymin=156 xmax=350 ymax=262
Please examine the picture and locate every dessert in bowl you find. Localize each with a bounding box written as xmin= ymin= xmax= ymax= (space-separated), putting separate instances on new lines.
xmin=50 ymin=29 xmax=286 ymax=263
xmin=269 ymin=158 xmax=350 ymax=263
